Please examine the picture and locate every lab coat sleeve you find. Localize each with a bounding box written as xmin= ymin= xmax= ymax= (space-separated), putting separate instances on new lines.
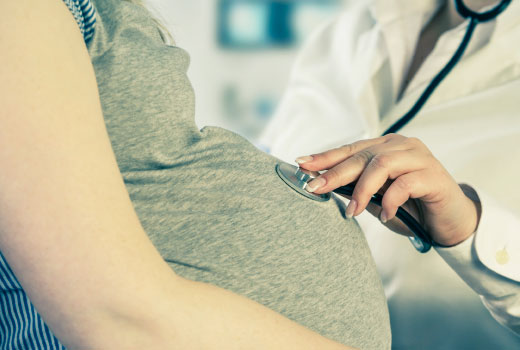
xmin=436 ymin=189 xmax=520 ymax=335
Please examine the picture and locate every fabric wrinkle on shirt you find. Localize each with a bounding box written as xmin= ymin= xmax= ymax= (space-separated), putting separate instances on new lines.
xmin=0 ymin=1 xmax=393 ymax=349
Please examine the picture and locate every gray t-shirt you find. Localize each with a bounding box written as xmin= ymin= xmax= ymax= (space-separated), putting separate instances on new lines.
xmin=88 ymin=1 xmax=391 ymax=348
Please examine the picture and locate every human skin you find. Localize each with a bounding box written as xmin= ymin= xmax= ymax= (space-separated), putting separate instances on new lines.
xmin=298 ymin=135 xmax=481 ymax=247
xmin=298 ymin=0 xmax=500 ymax=247
xmin=0 ymin=1 xmax=358 ymax=349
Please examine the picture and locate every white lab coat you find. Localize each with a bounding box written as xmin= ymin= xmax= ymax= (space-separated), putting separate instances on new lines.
xmin=260 ymin=0 xmax=520 ymax=337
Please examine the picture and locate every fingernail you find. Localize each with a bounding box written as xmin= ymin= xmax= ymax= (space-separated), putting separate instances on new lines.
xmin=346 ymin=200 xmax=357 ymax=219
xmin=306 ymin=177 xmax=326 ymax=193
xmin=380 ymin=211 xmax=388 ymax=223
xmin=295 ymin=156 xmax=314 ymax=164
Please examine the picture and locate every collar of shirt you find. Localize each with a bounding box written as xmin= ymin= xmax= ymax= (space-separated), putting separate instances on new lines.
xmin=399 ymin=2 xmax=500 ymax=99
xmin=366 ymin=0 xmax=520 ymax=132
xmin=368 ymin=0 xmax=444 ymax=101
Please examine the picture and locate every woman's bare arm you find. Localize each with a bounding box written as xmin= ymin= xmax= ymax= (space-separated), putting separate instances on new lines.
xmin=0 ymin=1 xmax=353 ymax=349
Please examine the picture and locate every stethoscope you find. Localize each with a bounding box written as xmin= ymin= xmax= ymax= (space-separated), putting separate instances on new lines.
xmin=276 ymin=0 xmax=512 ymax=253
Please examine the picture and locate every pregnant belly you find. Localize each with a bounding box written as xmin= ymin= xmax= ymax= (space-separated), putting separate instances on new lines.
xmin=123 ymin=127 xmax=391 ymax=349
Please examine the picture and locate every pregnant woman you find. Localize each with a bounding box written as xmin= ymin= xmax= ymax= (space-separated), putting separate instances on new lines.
xmin=0 ymin=0 xmax=390 ymax=349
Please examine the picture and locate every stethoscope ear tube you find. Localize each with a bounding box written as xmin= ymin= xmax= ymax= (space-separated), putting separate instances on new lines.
xmin=279 ymin=0 xmax=512 ymax=254
xmin=372 ymin=0 xmax=513 ymax=252
xmin=382 ymin=18 xmax=477 ymax=135
xmin=455 ymin=0 xmax=512 ymax=23
xmin=383 ymin=0 xmax=512 ymax=135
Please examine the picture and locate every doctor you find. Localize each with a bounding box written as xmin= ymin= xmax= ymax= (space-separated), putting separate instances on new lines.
xmin=260 ymin=0 xmax=520 ymax=345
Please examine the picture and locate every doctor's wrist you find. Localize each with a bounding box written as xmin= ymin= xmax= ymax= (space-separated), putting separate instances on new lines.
xmin=434 ymin=184 xmax=482 ymax=247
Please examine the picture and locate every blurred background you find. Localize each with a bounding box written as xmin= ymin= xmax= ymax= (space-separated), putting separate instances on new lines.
xmin=145 ymin=1 xmax=520 ymax=349
xmin=147 ymin=0 xmax=343 ymax=147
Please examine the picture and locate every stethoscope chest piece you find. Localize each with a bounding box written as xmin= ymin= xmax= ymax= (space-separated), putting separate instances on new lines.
xmin=273 ymin=0 xmax=515 ymax=253
xmin=276 ymin=163 xmax=331 ymax=202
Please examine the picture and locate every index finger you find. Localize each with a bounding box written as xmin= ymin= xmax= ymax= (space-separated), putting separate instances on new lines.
xmin=296 ymin=137 xmax=388 ymax=172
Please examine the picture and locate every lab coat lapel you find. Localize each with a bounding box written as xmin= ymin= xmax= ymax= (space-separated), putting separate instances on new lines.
xmin=360 ymin=0 xmax=443 ymax=136
xmin=378 ymin=1 xmax=520 ymax=135
xmin=425 ymin=0 xmax=520 ymax=108
xmin=368 ymin=0 xmax=443 ymax=102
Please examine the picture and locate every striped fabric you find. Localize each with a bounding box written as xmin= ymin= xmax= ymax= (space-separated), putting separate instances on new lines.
xmin=62 ymin=0 xmax=97 ymax=44
xmin=0 ymin=2 xmax=97 ymax=349
xmin=0 ymin=253 xmax=66 ymax=349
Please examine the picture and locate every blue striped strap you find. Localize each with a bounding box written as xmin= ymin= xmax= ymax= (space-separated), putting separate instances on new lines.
xmin=0 ymin=252 xmax=66 ymax=349
xmin=62 ymin=0 xmax=97 ymax=44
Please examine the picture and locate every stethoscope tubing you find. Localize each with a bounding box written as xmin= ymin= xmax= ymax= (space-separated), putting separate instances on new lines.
xmin=333 ymin=185 xmax=433 ymax=253
xmin=333 ymin=0 xmax=512 ymax=252
xmin=455 ymin=0 xmax=512 ymax=22
xmin=384 ymin=0 xmax=512 ymax=135
xmin=382 ymin=18 xmax=478 ymax=136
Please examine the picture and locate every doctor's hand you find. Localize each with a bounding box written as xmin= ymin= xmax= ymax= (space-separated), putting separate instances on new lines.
xmin=296 ymin=134 xmax=481 ymax=247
